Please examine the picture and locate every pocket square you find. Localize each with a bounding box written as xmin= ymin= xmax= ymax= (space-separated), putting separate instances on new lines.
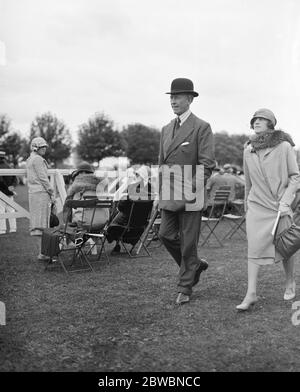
xmin=181 ymin=142 xmax=189 ymax=146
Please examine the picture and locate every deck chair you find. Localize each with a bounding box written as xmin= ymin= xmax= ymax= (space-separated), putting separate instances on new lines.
xmin=135 ymin=203 xmax=162 ymax=255
xmin=105 ymin=198 xmax=154 ymax=257
xmin=44 ymin=198 xmax=109 ymax=273
xmin=200 ymin=189 xmax=231 ymax=247
xmin=222 ymin=199 xmax=246 ymax=240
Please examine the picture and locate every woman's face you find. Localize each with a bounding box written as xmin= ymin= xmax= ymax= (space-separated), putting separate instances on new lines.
xmin=38 ymin=146 xmax=47 ymax=156
xmin=253 ymin=117 xmax=269 ymax=134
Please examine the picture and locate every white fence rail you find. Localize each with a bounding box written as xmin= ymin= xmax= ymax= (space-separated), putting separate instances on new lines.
xmin=0 ymin=169 xmax=70 ymax=222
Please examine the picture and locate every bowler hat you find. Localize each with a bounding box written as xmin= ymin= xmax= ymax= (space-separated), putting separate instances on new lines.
xmin=250 ymin=108 xmax=277 ymax=128
xmin=166 ymin=78 xmax=199 ymax=97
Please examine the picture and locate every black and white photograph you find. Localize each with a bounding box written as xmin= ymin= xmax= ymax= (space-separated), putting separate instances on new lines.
xmin=0 ymin=0 xmax=300 ymax=376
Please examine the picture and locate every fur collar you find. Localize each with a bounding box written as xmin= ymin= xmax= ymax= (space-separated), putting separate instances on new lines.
xmin=245 ymin=129 xmax=295 ymax=152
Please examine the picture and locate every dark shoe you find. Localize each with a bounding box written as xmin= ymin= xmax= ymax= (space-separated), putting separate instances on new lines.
xmin=193 ymin=258 xmax=208 ymax=287
xmin=111 ymin=244 xmax=121 ymax=253
xmin=175 ymin=293 xmax=190 ymax=305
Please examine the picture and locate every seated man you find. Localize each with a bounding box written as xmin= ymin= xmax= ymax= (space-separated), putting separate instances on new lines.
xmin=106 ymin=166 xmax=153 ymax=252
xmin=63 ymin=161 xmax=109 ymax=230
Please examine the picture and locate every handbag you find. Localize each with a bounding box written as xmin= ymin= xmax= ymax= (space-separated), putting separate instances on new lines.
xmin=272 ymin=211 xmax=300 ymax=260
xmin=41 ymin=228 xmax=61 ymax=257
xmin=49 ymin=203 xmax=59 ymax=228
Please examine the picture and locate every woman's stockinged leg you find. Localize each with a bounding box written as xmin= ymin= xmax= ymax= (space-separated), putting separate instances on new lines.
xmin=247 ymin=260 xmax=260 ymax=296
xmin=236 ymin=260 xmax=259 ymax=310
xmin=282 ymin=255 xmax=296 ymax=300
xmin=283 ymin=255 xmax=295 ymax=286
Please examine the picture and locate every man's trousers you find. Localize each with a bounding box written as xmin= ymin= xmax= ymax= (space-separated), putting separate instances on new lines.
xmin=159 ymin=209 xmax=202 ymax=296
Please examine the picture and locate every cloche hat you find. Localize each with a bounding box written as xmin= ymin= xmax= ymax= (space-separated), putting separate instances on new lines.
xmin=71 ymin=161 xmax=94 ymax=179
xmin=250 ymin=108 xmax=277 ymax=128
xmin=30 ymin=137 xmax=48 ymax=151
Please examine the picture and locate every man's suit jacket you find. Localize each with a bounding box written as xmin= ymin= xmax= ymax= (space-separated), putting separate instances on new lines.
xmin=158 ymin=113 xmax=215 ymax=211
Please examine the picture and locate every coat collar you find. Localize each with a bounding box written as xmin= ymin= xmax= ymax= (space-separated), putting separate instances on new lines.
xmin=246 ymin=141 xmax=285 ymax=158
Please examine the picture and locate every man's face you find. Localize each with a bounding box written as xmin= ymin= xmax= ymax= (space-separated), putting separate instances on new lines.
xmin=170 ymin=94 xmax=192 ymax=116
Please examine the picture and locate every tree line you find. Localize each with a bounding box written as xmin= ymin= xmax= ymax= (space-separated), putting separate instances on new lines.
xmin=0 ymin=112 xmax=249 ymax=168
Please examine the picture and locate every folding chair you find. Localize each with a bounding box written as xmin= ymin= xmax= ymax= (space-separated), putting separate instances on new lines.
xmin=44 ymin=198 xmax=106 ymax=273
xmin=222 ymin=199 xmax=246 ymax=240
xmin=84 ymin=198 xmax=115 ymax=262
xmin=146 ymin=210 xmax=162 ymax=249
xmin=135 ymin=203 xmax=162 ymax=255
xmin=200 ymin=189 xmax=230 ymax=247
xmin=104 ymin=198 xmax=154 ymax=257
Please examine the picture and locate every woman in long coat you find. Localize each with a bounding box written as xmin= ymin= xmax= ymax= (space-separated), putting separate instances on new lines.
xmin=26 ymin=137 xmax=54 ymax=260
xmin=237 ymin=109 xmax=300 ymax=310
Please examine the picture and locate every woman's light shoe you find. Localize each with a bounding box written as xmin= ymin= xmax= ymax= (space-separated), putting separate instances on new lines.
xmin=284 ymin=281 xmax=296 ymax=301
xmin=37 ymin=253 xmax=50 ymax=261
xmin=236 ymin=295 xmax=258 ymax=311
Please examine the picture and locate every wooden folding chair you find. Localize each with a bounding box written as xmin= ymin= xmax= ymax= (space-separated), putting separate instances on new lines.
xmin=44 ymin=198 xmax=99 ymax=274
xmin=84 ymin=198 xmax=115 ymax=263
xmin=223 ymin=200 xmax=246 ymax=240
xmin=200 ymin=189 xmax=231 ymax=247
xmin=135 ymin=203 xmax=162 ymax=255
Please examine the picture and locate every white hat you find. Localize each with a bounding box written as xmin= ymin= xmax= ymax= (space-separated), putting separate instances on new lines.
xmin=30 ymin=137 xmax=48 ymax=151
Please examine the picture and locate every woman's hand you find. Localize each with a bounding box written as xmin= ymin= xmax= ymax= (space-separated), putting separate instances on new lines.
xmin=50 ymin=194 xmax=56 ymax=204
xmin=279 ymin=202 xmax=291 ymax=216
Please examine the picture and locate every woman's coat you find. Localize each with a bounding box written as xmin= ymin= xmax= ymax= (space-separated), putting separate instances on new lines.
xmin=244 ymin=141 xmax=300 ymax=261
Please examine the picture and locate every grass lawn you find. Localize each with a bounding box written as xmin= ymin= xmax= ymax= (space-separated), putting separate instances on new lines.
xmin=0 ymin=185 xmax=300 ymax=372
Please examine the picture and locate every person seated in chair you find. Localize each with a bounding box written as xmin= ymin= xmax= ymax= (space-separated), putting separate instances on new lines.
xmin=106 ymin=165 xmax=154 ymax=253
xmin=63 ymin=161 xmax=110 ymax=230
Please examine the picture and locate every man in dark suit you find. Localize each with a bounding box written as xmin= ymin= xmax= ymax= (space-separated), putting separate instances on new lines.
xmin=158 ymin=78 xmax=215 ymax=304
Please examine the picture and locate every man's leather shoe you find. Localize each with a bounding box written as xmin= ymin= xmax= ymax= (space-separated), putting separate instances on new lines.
xmin=175 ymin=293 xmax=190 ymax=305
xmin=193 ymin=258 xmax=208 ymax=287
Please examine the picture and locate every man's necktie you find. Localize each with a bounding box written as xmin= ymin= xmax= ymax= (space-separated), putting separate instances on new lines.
xmin=172 ymin=117 xmax=181 ymax=138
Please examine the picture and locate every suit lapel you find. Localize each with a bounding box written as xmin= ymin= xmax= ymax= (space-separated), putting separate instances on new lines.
xmin=164 ymin=114 xmax=195 ymax=161
xmin=162 ymin=120 xmax=175 ymax=160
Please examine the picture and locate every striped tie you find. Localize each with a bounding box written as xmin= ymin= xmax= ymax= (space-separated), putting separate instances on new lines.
xmin=172 ymin=117 xmax=181 ymax=138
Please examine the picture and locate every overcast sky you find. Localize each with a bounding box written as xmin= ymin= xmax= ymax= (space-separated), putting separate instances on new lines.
xmin=0 ymin=0 xmax=300 ymax=146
